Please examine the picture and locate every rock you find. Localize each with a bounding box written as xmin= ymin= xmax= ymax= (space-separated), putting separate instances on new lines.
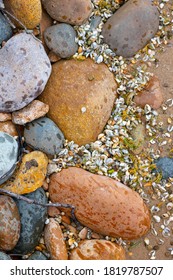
xmin=78 ymin=227 xmax=88 ymax=240
xmin=0 ymin=195 xmax=20 ymax=251
xmin=155 ymin=157 xmax=173 ymax=179
xmin=13 ymin=188 xmax=47 ymax=254
xmin=0 ymin=12 xmax=13 ymax=45
xmin=44 ymin=23 xmax=78 ymax=58
xmin=0 ymin=132 xmax=18 ymax=185
xmin=69 ymin=240 xmax=126 ymax=260
xmin=102 ymin=0 xmax=159 ymax=57
xmin=0 ymin=33 xmax=51 ymax=113
xmin=4 ymin=0 xmax=42 ymax=29
xmin=44 ymin=218 xmax=68 ymax=260
xmin=49 ymin=167 xmax=151 ymax=240
xmin=0 ymin=112 xmax=11 ymax=122
xmin=89 ymin=15 xmax=102 ymax=31
xmin=42 ymin=0 xmax=93 ymax=25
xmin=1 ymin=151 xmax=48 ymax=194
xmin=130 ymin=123 xmax=146 ymax=155
xmin=0 ymin=121 xmax=17 ymax=136
xmin=39 ymin=59 xmax=117 ymax=146
xmin=40 ymin=8 xmax=53 ymax=53
xmin=0 ymin=252 xmax=12 ymax=260
xmin=0 ymin=0 xmax=4 ymax=8
xmin=48 ymin=51 xmax=61 ymax=63
xmin=24 ymin=117 xmax=64 ymax=155
xmin=134 ymin=76 xmax=164 ymax=109
xmin=12 ymin=100 xmax=49 ymax=125
xmin=28 ymin=251 xmax=48 ymax=260
xmin=48 ymin=206 xmax=61 ymax=217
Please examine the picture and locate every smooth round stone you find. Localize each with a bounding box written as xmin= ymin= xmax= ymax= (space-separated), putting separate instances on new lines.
xmin=155 ymin=157 xmax=173 ymax=179
xmin=24 ymin=117 xmax=64 ymax=155
xmin=0 ymin=12 xmax=13 ymax=45
xmin=28 ymin=251 xmax=48 ymax=260
xmin=102 ymin=0 xmax=159 ymax=57
xmin=0 ymin=252 xmax=12 ymax=260
xmin=44 ymin=23 xmax=78 ymax=58
xmin=0 ymin=33 xmax=51 ymax=112
xmin=0 ymin=132 xmax=18 ymax=184
xmin=13 ymin=188 xmax=47 ymax=254
xmin=0 ymin=195 xmax=20 ymax=251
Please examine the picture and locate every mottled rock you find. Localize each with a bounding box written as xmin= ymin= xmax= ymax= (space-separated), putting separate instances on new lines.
xmin=102 ymin=0 xmax=159 ymax=57
xmin=0 ymin=195 xmax=20 ymax=251
xmin=12 ymin=100 xmax=49 ymax=125
xmin=28 ymin=251 xmax=48 ymax=260
xmin=0 ymin=132 xmax=18 ymax=185
xmin=39 ymin=59 xmax=117 ymax=146
xmin=89 ymin=15 xmax=102 ymax=31
xmin=13 ymin=188 xmax=47 ymax=254
xmin=44 ymin=23 xmax=78 ymax=58
xmin=0 ymin=112 xmax=11 ymax=122
xmin=40 ymin=8 xmax=53 ymax=53
xmin=0 ymin=121 xmax=17 ymax=136
xmin=44 ymin=218 xmax=68 ymax=260
xmin=0 ymin=252 xmax=12 ymax=260
xmin=69 ymin=240 xmax=126 ymax=260
xmin=0 ymin=12 xmax=13 ymax=44
xmin=130 ymin=123 xmax=146 ymax=155
xmin=49 ymin=167 xmax=151 ymax=240
xmin=0 ymin=33 xmax=51 ymax=113
xmin=155 ymin=157 xmax=173 ymax=179
xmin=42 ymin=0 xmax=93 ymax=25
xmin=134 ymin=76 xmax=164 ymax=109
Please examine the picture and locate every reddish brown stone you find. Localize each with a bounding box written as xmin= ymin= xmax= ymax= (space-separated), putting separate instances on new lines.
xmin=0 ymin=121 xmax=17 ymax=136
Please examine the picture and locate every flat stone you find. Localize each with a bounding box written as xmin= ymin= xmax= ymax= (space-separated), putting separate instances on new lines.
xmin=0 ymin=33 xmax=51 ymax=113
xmin=0 ymin=112 xmax=12 ymax=122
xmin=49 ymin=167 xmax=151 ymax=240
xmin=0 ymin=252 xmax=12 ymax=260
xmin=155 ymin=157 xmax=173 ymax=179
xmin=12 ymin=100 xmax=49 ymax=125
xmin=28 ymin=251 xmax=48 ymax=260
xmin=0 ymin=121 xmax=18 ymax=136
xmin=0 ymin=12 xmax=13 ymax=45
xmin=130 ymin=123 xmax=146 ymax=155
xmin=102 ymin=0 xmax=159 ymax=57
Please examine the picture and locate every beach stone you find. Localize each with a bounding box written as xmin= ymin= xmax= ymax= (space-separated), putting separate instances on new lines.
xmin=134 ymin=76 xmax=164 ymax=109
xmin=0 ymin=121 xmax=17 ymax=136
xmin=49 ymin=167 xmax=151 ymax=240
xmin=102 ymin=0 xmax=159 ymax=57
xmin=0 ymin=252 xmax=12 ymax=260
xmin=4 ymin=0 xmax=42 ymax=29
xmin=69 ymin=240 xmax=126 ymax=260
xmin=0 ymin=12 xmax=13 ymax=45
xmin=44 ymin=23 xmax=78 ymax=58
xmin=0 ymin=33 xmax=51 ymax=113
xmin=0 ymin=113 xmax=11 ymax=122
xmin=39 ymin=59 xmax=117 ymax=146
xmin=44 ymin=218 xmax=68 ymax=260
xmin=40 ymin=8 xmax=53 ymax=53
xmin=12 ymin=100 xmax=49 ymax=125
xmin=24 ymin=117 xmax=64 ymax=155
xmin=130 ymin=123 xmax=146 ymax=155
xmin=13 ymin=188 xmax=47 ymax=254
xmin=28 ymin=251 xmax=48 ymax=260
xmin=155 ymin=157 xmax=173 ymax=179
xmin=1 ymin=151 xmax=48 ymax=194
xmin=0 ymin=195 xmax=20 ymax=251
xmin=42 ymin=0 xmax=93 ymax=25
xmin=0 ymin=132 xmax=18 ymax=185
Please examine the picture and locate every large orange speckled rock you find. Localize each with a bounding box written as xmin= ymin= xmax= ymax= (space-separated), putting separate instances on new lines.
xmin=39 ymin=59 xmax=117 ymax=146
xmin=69 ymin=239 xmax=125 ymax=260
xmin=49 ymin=167 xmax=151 ymax=240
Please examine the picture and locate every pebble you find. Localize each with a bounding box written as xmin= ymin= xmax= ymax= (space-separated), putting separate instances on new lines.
xmin=0 ymin=121 xmax=17 ymax=136
xmin=44 ymin=218 xmax=68 ymax=260
xmin=39 ymin=58 xmax=117 ymax=146
xmin=13 ymin=188 xmax=47 ymax=254
xmin=155 ymin=157 xmax=173 ymax=179
xmin=12 ymin=100 xmax=49 ymax=125
xmin=40 ymin=8 xmax=53 ymax=53
xmin=0 ymin=112 xmax=12 ymax=122
xmin=1 ymin=151 xmax=48 ymax=194
xmin=44 ymin=23 xmax=78 ymax=58
xmin=130 ymin=123 xmax=146 ymax=155
xmin=28 ymin=251 xmax=48 ymax=260
xmin=89 ymin=15 xmax=102 ymax=31
xmin=0 ymin=12 xmax=13 ymax=45
xmin=24 ymin=117 xmax=65 ymax=156
xmin=0 ymin=252 xmax=12 ymax=260
xmin=69 ymin=240 xmax=126 ymax=260
xmin=42 ymin=0 xmax=93 ymax=26
xmin=49 ymin=167 xmax=151 ymax=240
xmin=134 ymin=76 xmax=164 ymax=109
xmin=0 ymin=132 xmax=18 ymax=185
xmin=0 ymin=195 xmax=20 ymax=251
xmin=102 ymin=0 xmax=159 ymax=57
xmin=78 ymin=227 xmax=88 ymax=240
xmin=0 ymin=33 xmax=51 ymax=112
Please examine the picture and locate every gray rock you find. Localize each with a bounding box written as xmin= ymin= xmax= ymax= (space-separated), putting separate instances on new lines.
xmin=28 ymin=251 xmax=48 ymax=260
xmin=155 ymin=157 xmax=173 ymax=180
xmin=44 ymin=23 xmax=78 ymax=58
xmin=13 ymin=188 xmax=47 ymax=255
xmin=0 ymin=252 xmax=12 ymax=260
xmin=102 ymin=0 xmax=159 ymax=57
xmin=24 ymin=117 xmax=64 ymax=155
xmin=0 ymin=132 xmax=18 ymax=184
xmin=0 ymin=12 xmax=13 ymax=44
xmin=89 ymin=15 xmax=102 ymax=31
xmin=0 ymin=33 xmax=51 ymax=113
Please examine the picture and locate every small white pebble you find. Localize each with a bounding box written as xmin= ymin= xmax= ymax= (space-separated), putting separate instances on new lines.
xmin=81 ymin=107 xmax=87 ymax=113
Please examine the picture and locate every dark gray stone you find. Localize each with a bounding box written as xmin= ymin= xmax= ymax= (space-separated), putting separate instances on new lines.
xmin=0 ymin=12 xmax=13 ymax=44
xmin=24 ymin=117 xmax=64 ymax=155
xmin=44 ymin=23 xmax=78 ymax=58
xmin=13 ymin=188 xmax=47 ymax=255
xmin=155 ymin=157 xmax=173 ymax=179
xmin=28 ymin=251 xmax=48 ymax=260
xmin=0 ymin=252 xmax=12 ymax=260
xmin=102 ymin=0 xmax=159 ymax=57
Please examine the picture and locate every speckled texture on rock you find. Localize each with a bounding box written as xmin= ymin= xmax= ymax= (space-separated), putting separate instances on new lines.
xmin=0 ymin=33 xmax=51 ymax=113
xmin=0 ymin=112 xmax=12 ymax=122
xmin=12 ymin=188 xmax=47 ymax=254
xmin=28 ymin=251 xmax=48 ymax=260
xmin=0 ymin=251 xmax=12 ymax=260
xmin=24 ymin=117 xmax=64 ymax=155
xmin=0 ymin=120 xmax=18 ymax=136
xmin=44 ymin=23 xmax=78 ymax=58
xmin=0 ymin=12 xmax=13 ymax=44
xmin=39 ymin=59 xmax=117 ymax=146
xmin=102 ymin=0 xmax=159 ymax=57
xmin=155 ymin=157 xmax=173 ymax=179
xmin=0 ymin=195 xmax=20 ymax=251
xmin=42 ymin=0 xmax=93 ymax=25
xmin=49 ymin=167 xmax=151 ymax=240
